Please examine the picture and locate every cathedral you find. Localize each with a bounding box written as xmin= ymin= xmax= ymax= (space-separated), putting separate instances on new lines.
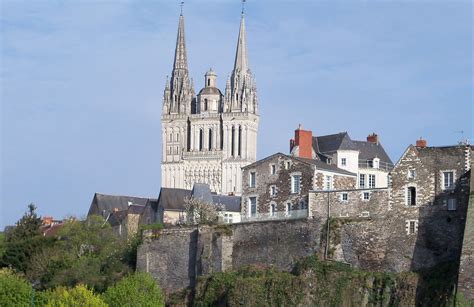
xmin=161 ymin=9 xmax=259 ymax=195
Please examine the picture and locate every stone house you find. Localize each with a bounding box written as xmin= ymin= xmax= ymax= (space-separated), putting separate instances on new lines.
xmin=241 ymin=152 xmax=356 ymax=219
xmin=154 ymin=183 xmax=242 ymax=225
xmin=386 ymin=140 xmax=472 ymax=270
xmin=290 ymin=126 xmax=393 ymax=188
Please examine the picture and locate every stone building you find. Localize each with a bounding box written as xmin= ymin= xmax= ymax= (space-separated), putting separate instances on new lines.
xmin=290 ymin=126 xmax=393 ymax=188
xmin=240 ymin=152 xmax=356 ymax=220
xmin=161 ymin=11 xmax=259 ymax=195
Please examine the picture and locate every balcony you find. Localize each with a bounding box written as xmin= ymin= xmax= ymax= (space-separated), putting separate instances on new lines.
xmin=358 ymin=159 xmax=393 ymax=171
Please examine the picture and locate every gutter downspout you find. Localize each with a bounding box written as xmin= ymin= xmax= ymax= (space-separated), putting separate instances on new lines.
xmin=325 ymin=191 xmax=330 ymax=260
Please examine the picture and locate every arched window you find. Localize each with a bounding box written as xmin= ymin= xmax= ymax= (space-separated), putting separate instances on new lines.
xmin=208 ymin=129 xmax=213 ymax=150
xmin=238 ymin=126 xmax=242 ymax=156
xmin=207 ymin=79 xmax=210 ymax=86
xmin=199 ymin=129 xmax=203 ymax=151
xmin=204 ymin=99 xmax=208 ymax=111
xmin=231 ymin=126 xmax=235 ymax=156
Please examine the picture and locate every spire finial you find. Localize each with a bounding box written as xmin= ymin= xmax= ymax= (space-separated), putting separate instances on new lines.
xmin=241 ymin=0 xmax=246 ymax=15
xmin=180 ymin=1 xmax=184 ymax=16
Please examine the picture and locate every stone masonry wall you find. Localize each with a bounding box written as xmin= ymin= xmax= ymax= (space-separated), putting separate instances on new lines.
xmin=137 ymin=218 xmax=322 ymax=293
xmin=458 ymin=165 xmax=474 ymax=300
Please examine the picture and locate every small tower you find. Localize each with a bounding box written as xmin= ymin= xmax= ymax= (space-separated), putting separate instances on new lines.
xmin=197 ymin=69 xmax=222 ymax=113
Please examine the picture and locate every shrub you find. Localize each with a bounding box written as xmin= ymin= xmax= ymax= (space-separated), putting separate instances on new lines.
xmin=0 ymin=268 xmax=33 ymax=307
xmin=40 ymin=284 xmax=106 ymax=306
xmin=102 ymin=272 xmax=165 ymax=307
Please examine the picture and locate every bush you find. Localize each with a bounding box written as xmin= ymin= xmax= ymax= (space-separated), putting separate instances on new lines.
xmin=102 ymin=272 xmax=165 ymax=307
xmin=39 ymin=284 xmax=106 ymax=306
xmin=0 ymin=268 xmax=33 ymax=307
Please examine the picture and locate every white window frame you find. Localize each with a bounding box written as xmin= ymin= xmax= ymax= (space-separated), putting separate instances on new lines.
xmin=286 ymin=202 xmax=292 ymax=215
xmin=285 ymin=161 xmax=291 ymax=170
xmin=448 ymin=198 xmax=457 ymax=211
xmin=249 ymin=171 xmax=256 ymax=188
xmin=291 ymin=173 xmax=302 ymax=194
xmin=270 ymin=202 xmax=277 ymax=216
xmin=270 ymin=185 xmax=277 ymax=197
xmin=406 ymin=219 xmax=418 ymax=235
xmin=341 ymin=158 xmax=347 ymax=166
xmin=408 ymin=169 xmax=416 ymax=179
xmin=442 ymin=170 xmax=455 ymax=190
xmin=340 ymin=192 xmax=348 ymax=202
xmin=324 ymin=175 xmax=333 ymax=191
xmin=248 ymin=197 xmax=257 ymax=217
xmin=362 ymin=191 xmax=370 ymax=201
xmin=270 ymin=164 xmax=277 ymax=175
xmin=359 ymin=174 xmax=366 ymax=189
xmin=368 ymin=174 xmax=376 ymax=188
xmin=406 ymin=186 xmax=417 ymax=207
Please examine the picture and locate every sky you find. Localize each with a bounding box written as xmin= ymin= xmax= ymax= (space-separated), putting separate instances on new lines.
xmin=1 ymin=0 xmax=472 ymax=229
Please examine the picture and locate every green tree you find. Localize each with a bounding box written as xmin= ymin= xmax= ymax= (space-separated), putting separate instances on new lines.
xmin=1 ymin=204 xmax=49 ymax=272
xmin=39 ymin=284 xmax=107 ymax=307
xmin=0 ymin=268 xmax=33 ymax=307
xmin=102 ymin=272 xmax=165 ymax=307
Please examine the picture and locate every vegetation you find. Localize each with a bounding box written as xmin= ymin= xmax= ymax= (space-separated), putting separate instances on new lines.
xmin=0 ymin=268 xmax=33 ymax=307
xmin=183 ymin=196 xmax=223 ymax=225
xmin=39 ymin=285 xmax=107 ymax=306
xmin=102 ymin=272 xmax=165 ymax=307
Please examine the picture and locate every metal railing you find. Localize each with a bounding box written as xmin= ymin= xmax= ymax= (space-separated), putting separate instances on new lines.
xmin=240 ymin=209 xmax=308 ymax=223
xmin=358 ymin=159 xmax=394 ymax=171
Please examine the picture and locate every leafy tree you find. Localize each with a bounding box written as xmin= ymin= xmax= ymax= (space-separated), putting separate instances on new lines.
xmin=1 ymin=204 xmax=50 ymax=272
xmin=102 ymin=272 xmax=165 ymax=307
xmin=39 ymin=284 xmax=107 ymax=306
xmin=0 ymin=268 xmax=33 ymax=307
xmin=183 ymin=196 xmax=223 ymax=225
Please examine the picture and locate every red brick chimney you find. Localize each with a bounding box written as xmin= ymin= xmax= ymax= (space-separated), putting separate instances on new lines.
xmin=416 ymin=137 xmax=427 ymax=148
xmin=292 ymin=125 xmax=313 ymax=159
xmin=367 ymin=133 xmax=379 ymax=144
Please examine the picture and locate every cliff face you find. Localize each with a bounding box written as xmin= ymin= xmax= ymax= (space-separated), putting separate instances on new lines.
xmin=458 ymin=167 xmax=474 ymax=300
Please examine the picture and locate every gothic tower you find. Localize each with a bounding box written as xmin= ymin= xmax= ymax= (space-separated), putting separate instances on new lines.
xmin=161 ymin=10 xmax=259 ymax=195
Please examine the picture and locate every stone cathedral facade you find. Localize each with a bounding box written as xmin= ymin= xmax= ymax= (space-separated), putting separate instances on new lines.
xmin=161 ymin=12 xmax=259 ymax=195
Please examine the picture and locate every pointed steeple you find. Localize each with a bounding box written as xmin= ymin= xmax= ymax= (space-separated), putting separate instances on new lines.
xmin=173 ymin=14 xmax=188 ymax=71
xmin=233 ymin=13 xmax=248 ymax=73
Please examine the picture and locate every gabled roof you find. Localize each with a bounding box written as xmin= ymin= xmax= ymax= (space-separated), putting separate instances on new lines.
xmin=313 ymin=132 xmax=357 ymax=153
xmin=157 ymin=188 xmax=192 ymax=211
xmin=352 ymin=140 xmax=393 ymax=165
xmin=88 ymin=193 xmax=155 ymax=217
xmin=212 ymin=195 xmax=241 ymax=212
xmin=191 ymin=183 xmax=213 ymax=204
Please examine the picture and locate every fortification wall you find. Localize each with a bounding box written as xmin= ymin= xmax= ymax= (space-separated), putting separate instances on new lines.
xmin=137 ymin=218 xmax=322 ymax=293
xmin=458 ymin=168 xmax=474 ymax=300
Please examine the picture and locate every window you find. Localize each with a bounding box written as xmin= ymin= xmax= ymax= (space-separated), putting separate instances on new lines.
xmin=341 ymin=158 xmax=347 ymax=166
xmin=368 ymin=174 xmax=376 ymax=188
xmin=208 ymin=129 xmax=213 ymax=150
xmin=249 ymin=197 xmax=257 ymax=217
xmin=286 ymin=203 xmax=292 ymax=215
xmin=359 ymin=174 xmax=365 ymax=188
xmin=271 ymin=203 xmax=277 ymax=216
xmin=299 ymin=201 xmax=308 ymax=210
xmin=443 ymin=171 xmax=454 ymax=190
xmin=406 ymin=220 xmax=418 ymax=235
xmin=324 ymin=175 xmax=333 ymax=190
xmin=270 ymin=164 xmax=276 ymax=175
xmin=341 ymin=193 xmax=348 ymax=201
xmin=285 ymin=161 xmax=291 ymax=170
xmin=407 ymin=187 xmax=416 ymax=206
xmin=291 ymin=175 xmax=301 ymax=194
xmin=231 ymin=126 xmax=235 ymax=156
xmin=408 ymin=169 xmax=416 ymax=179
xmin=270 ymin=186 xmax=277 ymax=197
xmin=249 ymin=172 xmax=256 ymax=188
xmin=207 ymin=79 xmax=210 ymax=86
xmin=448 ymin=198 xmax=457 ymax=211
xmin=224 ymin=213 xmax=233 ymax=224
xmin=363 ymin=192 xmax=370 ymax=201
xmin=238 ymin=126 xmax=242 ymax=156
xmin=204 ymin=99 xmax=208 ymax=111
xmin=199 ymin=129 xmax=203 ymax=151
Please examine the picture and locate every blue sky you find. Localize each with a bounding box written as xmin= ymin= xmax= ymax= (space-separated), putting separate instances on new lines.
xmin=1 ymin=0 xmax=472 ymax=228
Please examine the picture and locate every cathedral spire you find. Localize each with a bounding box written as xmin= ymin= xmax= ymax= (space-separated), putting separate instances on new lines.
xmin=233 ymin=13 xmax=248 ymax=73
xmin=173 ymin=13 xmax=188 ymax=71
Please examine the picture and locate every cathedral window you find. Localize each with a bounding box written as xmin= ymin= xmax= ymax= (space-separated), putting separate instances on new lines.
xmin=231 ymin=127 xmax=235 ymax=156
xmin=238 ymin=126 xmax=242 ymax=156
xmin=208 ymin=129 xmax=213 ymax=150
xmin=199 ymin=129 xmax=203 ymax=151
xmin=207 ymin=79 xmax=210 ymax=86
xmin=204 ymin=99 xmax=208 ymax=111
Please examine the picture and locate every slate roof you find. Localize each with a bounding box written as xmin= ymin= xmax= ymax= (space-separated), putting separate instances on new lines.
xmin=294 ymin=157 xmax=356 ymax=176
xmin=88 ymin=193 xmax=155 ymax=218
xmin=157 ymin=188 xmax=192 ymax=211
xmin=191 ymin=183 xmax=213 ymax=204
xmin=313 ymin=132 xmax=393 ymax=165
xmin=212 ymin=195 xmax=241 ymax=212
xmin=353 ymin=140 xmax=393 ymax=165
